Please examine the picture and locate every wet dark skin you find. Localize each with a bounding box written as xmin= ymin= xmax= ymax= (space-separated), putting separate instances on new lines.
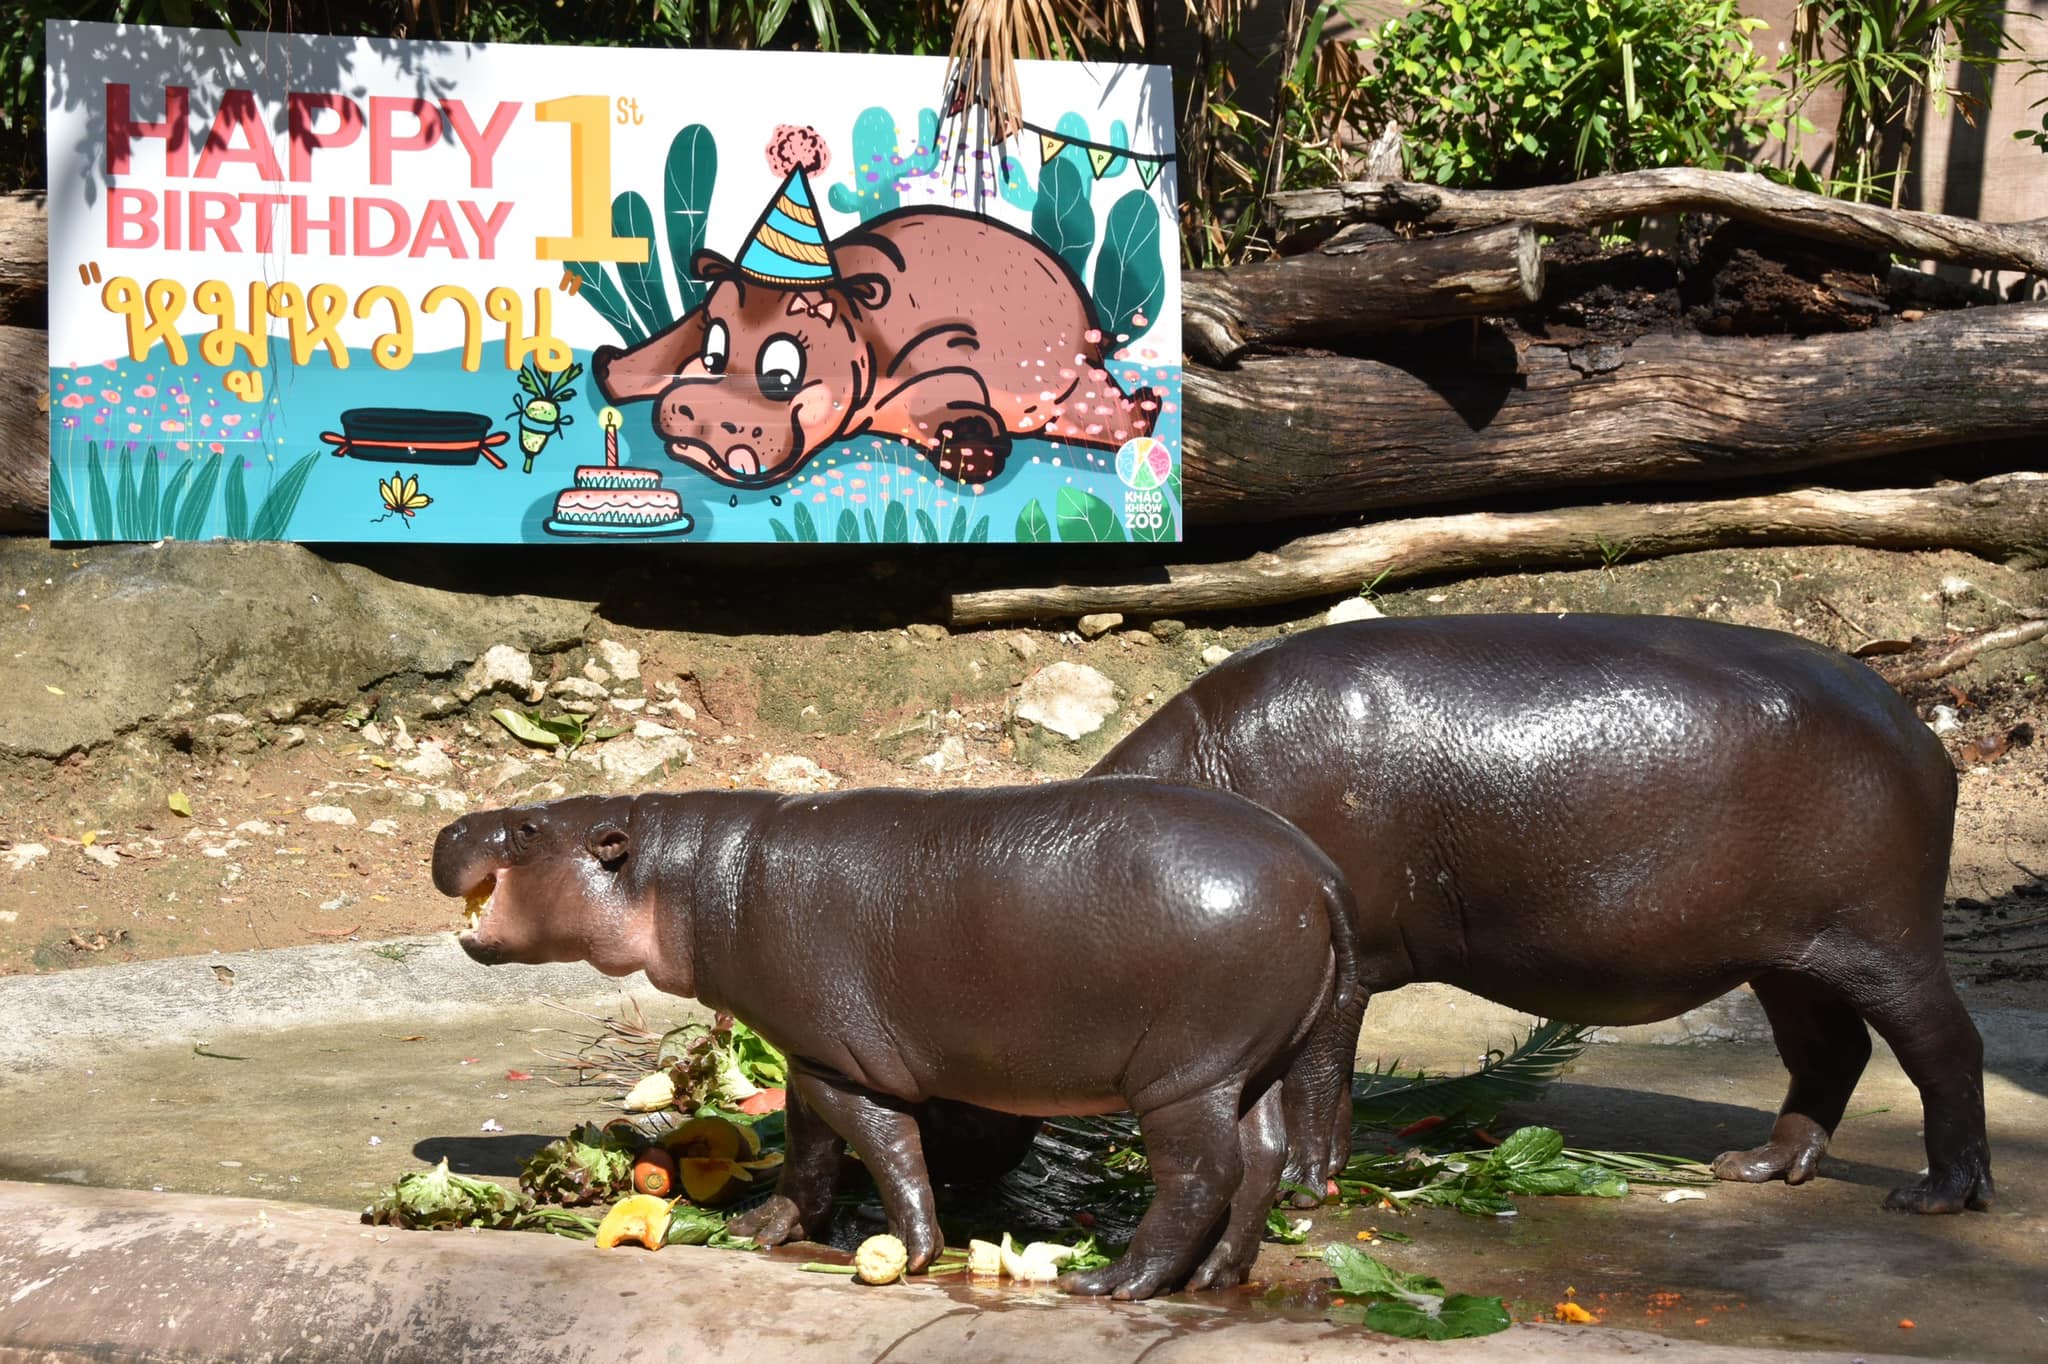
xmin=1092 ymin=613 xmax=1991 ymax=1215
xmin=432 ymin=778 xmax=1359 ymax=1299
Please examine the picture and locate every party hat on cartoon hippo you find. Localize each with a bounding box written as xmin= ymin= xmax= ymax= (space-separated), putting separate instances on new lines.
xmin=736 ymin=126 xmax=839 ymax=287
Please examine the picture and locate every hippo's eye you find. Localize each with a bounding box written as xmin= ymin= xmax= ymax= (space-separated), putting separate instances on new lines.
xmin=703 ymin=321 xmax=728 ymax=376
xmin=757 ymin=335 xmax=805 ymax=402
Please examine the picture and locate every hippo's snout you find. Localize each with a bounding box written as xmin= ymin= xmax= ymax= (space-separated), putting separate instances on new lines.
xmin=431 ymin=814 xmax=501 ymax=898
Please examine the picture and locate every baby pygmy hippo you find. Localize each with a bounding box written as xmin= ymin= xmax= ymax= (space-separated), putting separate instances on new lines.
xmin=433 ymin=778 xmax=1361 ymax=1299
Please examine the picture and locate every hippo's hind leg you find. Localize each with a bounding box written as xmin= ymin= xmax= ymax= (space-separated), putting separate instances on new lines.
xmin=1279 ymin=987 xmax=1366 ymax=1206
xmin=784 ymin=1065 xmax=947 ymax=1270
xmin=1186 ymin=1080 xmax=1287 ymax=1291
xmin=1858 ymin=970 xmax=1992 ymax=1212
xmin=1713 ymin=970 xmax=1872 ymax=1186
xmin=728 ymin=1077 xmax=846 ymax=1246
xmin=1061 ymin=1081 xmax=1244 ymax=1300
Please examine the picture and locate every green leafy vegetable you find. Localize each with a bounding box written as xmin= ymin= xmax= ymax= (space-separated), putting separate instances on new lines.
xmin=654 ymin=1014 xmax=789 ymax=1113
xmin=365 ymin=1157 xmax=521 ymax=1230
xmin=1265 ymin=1208 xmax=1311 ymax=1243
xmin=519 ymin=1122 xmax=639 ymax=1206
xmin=663 ymin=1203 xmax=759 ymax=1250
xmin=1321 ymin=1244 xmax=1511 ymax=1340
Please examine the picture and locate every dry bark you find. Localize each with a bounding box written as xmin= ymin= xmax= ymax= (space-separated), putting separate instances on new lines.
xmin=1268 ymin=169 xmax=2048 ymax=277
xmin=949 ymin=473 xmax=2048 ymax=624
xmin=1183 ymin=221 xmax=1542 ymax=365
xmin=0 ymin=193 xmax=46 ymax=328
xmin=0 ymin=326 xmax=48 ymax=532
xmin=1182 ymin=302 xmax=2048 ymax=524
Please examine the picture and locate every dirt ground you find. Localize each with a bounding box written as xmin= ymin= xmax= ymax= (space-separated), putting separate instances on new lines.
xmin=2 ymin=542 xmax=2043 ymax=1010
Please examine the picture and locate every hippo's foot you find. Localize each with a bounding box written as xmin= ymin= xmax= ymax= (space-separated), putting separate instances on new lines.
xmin=1277 ymin=1154 xmax=1329 ymax=1209
xmin=931 ymin=419 xmax=1010 ymax=485
xmin=1884 ymin=1164 xmax=1993 ymax=1214
xmin=1060 ymin=1253 xmax=1179 ymax=1302
xmin=727 ymin=1194 xmax=809 ymax=1246
xmin=1183 ymin=1234 xmax=1259 ymax=1292
xmin=1710 ymin=1113 xmax=1830 ymax=1185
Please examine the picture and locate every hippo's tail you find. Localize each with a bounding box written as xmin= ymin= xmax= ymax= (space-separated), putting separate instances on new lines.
xmin=1320 ymin=871 xmax=1360 ymax=1020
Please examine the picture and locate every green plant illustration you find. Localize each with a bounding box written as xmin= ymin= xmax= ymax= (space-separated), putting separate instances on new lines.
xmin=50 ymin=443 xmax=321 ymax=543
xmin=1092 ymin=189 xmax=1166 ymax=344
xmin=828 ymin=107 xmax=941 ymax=221
xmin=1016 ymin=498 xmax=1053 ymax=543
xmin=1054 ymin=486 xmax=1124 ymax=543
xmin=770 ymin=496 xmax=988 ymax=544
xmin=1030 ymin=113 xmax=1097 ymax=280
xmin=573 ymin=122 xmax=718 ymax=346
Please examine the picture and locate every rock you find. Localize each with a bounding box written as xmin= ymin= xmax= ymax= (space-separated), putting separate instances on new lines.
xmin=1929 ymin=705 xmax=1962 ymax=736
xmin=399 ymin=744 xmax=456 ymax=780
xmin=1119 ymin=629 xmax=1157 ymax=648
xmin=4 ymin=843 xmax=48 ymax=871
xmin=1006 ymin=633 xmax=1040 ymax=661
xmin=1149 ymin=619 xmax=1186 ymax=642
xmin=82 ymin=844 xmax=120 ymax=868
xmin=429 ymin=788 xmax=469 ymax=813
xmin=1014 ymin=662 xmax=1119 ymax=741
xmin=916 ymin=735 xmax=968 ymax=774
xmin=1199 ymin=645 xmax=1233 ymax=667
xmin=418 ymin=694 xmax=462 ymax=720
xmin=595 ymin=640 xmax=642 ymax=682
xmin=591 ymin=734 xmax=694 ymax=784
xmin=631 ymin=720 xmax=678 ymax=740
xmin=1076 ymin=612 xmax=1124 ymax=640
xmin=366 ymin=818 xmax=400 ymax=836
xmin=481 ymin=759 xmax=531 ymax=790
xmin=304 ymin=805 xmax=357 ymax=827
xmin=907 ymin=623 xmax=948 ymax=643
xmin=281 ymin=727 xmax=306 ymax=749
xmin=233 ymin=820 xmax=280 ymax=836
xmin=582 ymin=661 xmax=612 ymax=685
xmin=550 ymin=677 xmax=609 ymax=703
xmin=359 ymin=721 xmax=388 ymax=748
xmin=204 ymin=712 xmax=250 ymax=731
xmin=458 ymin=646 xmax=536 ymax=704
xmin=556 ymin=699 xmax=602 ymax=717
xmin=1325 ymin=597 xmax=1384 ymax=625
xmin=754 ymin=754 xmax=838 ymax=793
xmin=613 ymin=697 xmax=647 ymax=712
xmin=518 ymin=780 xmax=568 ymax=803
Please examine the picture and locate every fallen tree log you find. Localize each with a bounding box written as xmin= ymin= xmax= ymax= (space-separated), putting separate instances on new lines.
xmin=1268 ymin=168 xmax=2048 ymax=278
xmin=1183 ymin=221 xmax=1543 ymax=365
xmin=0 ymin=192 xmax=45 ymax=328
xmin=0 ymin=325 xmax=47 ymax=533
xmin=1183 ymin=302 xmax=2048 ymax=524
xmin=949 ymin=473 xmax=2048 ymax=624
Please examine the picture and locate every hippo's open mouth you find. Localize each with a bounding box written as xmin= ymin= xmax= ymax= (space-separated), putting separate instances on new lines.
xmin=458 ymin=873 xmax=497 ymax=938
xmin=662 ymin=436 xmax=795 ymax=489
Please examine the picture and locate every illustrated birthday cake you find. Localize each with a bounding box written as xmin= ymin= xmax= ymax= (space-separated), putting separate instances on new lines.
xmin=542 ymin=409 xmax=693 ymax=537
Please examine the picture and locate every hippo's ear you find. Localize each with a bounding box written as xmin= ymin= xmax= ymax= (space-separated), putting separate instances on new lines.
xmin=691 ymin=250 xmax=738 ymax=285
xmin=586 ymin=821 xmax=630 ymax=867
xmin=841 ymin=272 xmax=889 ymax=315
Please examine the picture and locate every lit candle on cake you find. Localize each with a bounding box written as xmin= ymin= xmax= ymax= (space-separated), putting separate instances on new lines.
xmin=600 ymin=406 xmax=623 ymax=468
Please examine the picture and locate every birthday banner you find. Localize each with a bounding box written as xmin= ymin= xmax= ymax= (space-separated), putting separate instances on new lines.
xmin=43 ymin=23 xmax=1182 ymax=545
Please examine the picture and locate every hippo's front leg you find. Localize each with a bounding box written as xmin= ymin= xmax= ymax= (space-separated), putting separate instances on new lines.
xmin=789 ymin=1064 xmax=946 ymax=1271
xmin=728 ymin=1080 xmax=845 ymax=1247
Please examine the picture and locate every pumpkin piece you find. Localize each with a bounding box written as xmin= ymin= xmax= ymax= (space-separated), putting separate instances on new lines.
xmin=594 ymin=1194 xmax=673 ymax=1250
xmin=677 ymin=1156 xmax=754 ymax=1206
xmin=633 ymin=1148 xmax=679 ymax=1197
xmin=658 ymin=1115 xmax=756 ymax=1162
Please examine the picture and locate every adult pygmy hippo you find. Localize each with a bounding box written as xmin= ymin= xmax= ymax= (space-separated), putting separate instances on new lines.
xmin=433 ymin=779 xmax=1361 ymax=1299
xmin=1094 ymin=612 xmax=1991 ymax=1215
xmin=593 ymin=208 xmax=1161 ymax=488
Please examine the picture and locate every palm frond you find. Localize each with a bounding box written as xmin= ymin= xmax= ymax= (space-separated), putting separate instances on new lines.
xmin=1353 ymin=1020 xmax=1596 ymax=1133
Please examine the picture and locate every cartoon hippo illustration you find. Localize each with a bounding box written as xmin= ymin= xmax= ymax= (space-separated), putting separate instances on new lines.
xmin=593 ymin=133 xmax=1159 ymax=490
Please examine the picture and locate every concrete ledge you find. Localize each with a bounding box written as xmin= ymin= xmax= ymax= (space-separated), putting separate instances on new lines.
xmin=0 ymin=1181 xmax=1918 ymax=1364
xmin=0 ymin=936 xmax=666 ymax=1072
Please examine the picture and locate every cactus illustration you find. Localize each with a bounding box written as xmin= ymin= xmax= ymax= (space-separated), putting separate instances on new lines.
xmin=829 ymin=107 xmax=941 ymax=222
xmin=573 ymin=123 xmax=719 ymax=346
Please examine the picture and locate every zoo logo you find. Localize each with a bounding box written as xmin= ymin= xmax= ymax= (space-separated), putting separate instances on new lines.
xmin=1115 ymin=436 xmax=1172 ymax=535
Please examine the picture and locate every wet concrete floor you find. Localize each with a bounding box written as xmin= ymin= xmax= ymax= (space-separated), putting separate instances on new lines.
xmin=0 ymin=993 xmax=2042 ymax=1359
